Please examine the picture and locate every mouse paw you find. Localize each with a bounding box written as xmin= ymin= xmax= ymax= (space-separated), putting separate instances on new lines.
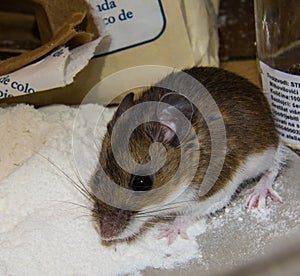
xmin=156 ymin=216 xmax=190 ymax=245
xmin=244 ymin=169 xmax=282 ymax=209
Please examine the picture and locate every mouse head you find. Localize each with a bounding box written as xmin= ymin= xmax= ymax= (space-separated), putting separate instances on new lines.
xmin=91 ymin=91 xmax=198 ymax=242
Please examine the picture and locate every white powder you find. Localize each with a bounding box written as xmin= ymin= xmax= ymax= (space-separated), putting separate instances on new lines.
xmin=0 ymin=104 xmax=50 ymax=179
xmin=0 ymin=104 xmax=207 ymax=276
xmin=0 ymin=104 xmax=299 ymax=276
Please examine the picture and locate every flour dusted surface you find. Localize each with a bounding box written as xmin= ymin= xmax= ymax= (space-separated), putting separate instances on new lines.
xmin=0 ymin=104 xmax=299 ymax=275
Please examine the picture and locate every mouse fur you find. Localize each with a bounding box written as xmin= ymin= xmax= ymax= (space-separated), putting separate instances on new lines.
xmin=90 ymin=66 xmax=283 ymax=242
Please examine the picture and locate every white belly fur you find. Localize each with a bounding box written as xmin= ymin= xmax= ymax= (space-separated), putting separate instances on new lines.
xmin=119 ymin=144 xmax=287 ymax=240
xmin=174 ymin=143 xmax=287 ymax=219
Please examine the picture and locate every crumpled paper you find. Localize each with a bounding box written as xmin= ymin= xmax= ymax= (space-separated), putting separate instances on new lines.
xmin=0 ymin=0 xmax=104 ymax=99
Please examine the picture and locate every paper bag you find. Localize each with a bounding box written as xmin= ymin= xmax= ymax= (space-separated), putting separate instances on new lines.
xmin=0 ymin=0 xmax=219 ymax=106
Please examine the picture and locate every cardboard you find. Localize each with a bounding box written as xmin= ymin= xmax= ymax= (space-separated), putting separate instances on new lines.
xmin=0 ymin=0 xmax=219 ymax=106
xmin=0 ymin=0 xmax=99 ymax=75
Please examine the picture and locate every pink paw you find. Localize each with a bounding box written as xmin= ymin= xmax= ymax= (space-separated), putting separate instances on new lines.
xmin=156 ymin=217 xmax=190 ymax=245
xmin=244 ymin=169 xmax=283 ymax=209
xmin=245 ymin=186 xmax=282 ymax=209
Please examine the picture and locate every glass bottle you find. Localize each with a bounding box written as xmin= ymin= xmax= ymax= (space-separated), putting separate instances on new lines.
xmin=254 ymin=0 xmax=300 ymax=150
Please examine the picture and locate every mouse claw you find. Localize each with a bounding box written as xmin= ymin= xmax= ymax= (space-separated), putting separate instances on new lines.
xmin=156 ymin=216 xmax=190 ymax=245
xmin=244 ymin=169 xmax=283 ymax=210
xmin=157 ymin=226 xmax=189 ymax=245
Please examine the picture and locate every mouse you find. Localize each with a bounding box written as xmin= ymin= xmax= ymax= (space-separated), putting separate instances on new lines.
xmin=89 ymin=66 xmax=286 ymax=244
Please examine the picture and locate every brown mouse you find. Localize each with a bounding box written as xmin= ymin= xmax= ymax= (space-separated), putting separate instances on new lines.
xmin=89 ymin=67 xmax=285 ymax=244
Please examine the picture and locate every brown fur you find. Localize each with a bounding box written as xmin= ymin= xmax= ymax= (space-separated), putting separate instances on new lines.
xmin=91 ymin=66 xmax=279 ymax=240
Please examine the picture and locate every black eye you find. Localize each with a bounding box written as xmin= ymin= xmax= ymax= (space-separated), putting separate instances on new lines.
xmin=129 ymin=175 xmax=153 ymax=191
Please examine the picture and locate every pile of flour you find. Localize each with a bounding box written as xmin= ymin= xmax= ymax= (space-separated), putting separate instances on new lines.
xmin=0 ymin=104 xmax=207 ymax=275
xmin=0 ymin=104 xmax=299 ymax=276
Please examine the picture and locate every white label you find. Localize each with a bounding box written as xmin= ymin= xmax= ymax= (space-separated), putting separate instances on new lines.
xmin=0 ymin=32 xmax=102 ymax=99
xmin=88 ymin=0 xmax=166 ymax=56
xmin=260 ymin=61 xmax=300 ymax=146
xmin=0 ymin=48 xmax=69 ymax=98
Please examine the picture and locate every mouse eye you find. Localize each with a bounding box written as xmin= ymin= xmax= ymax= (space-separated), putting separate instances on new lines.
xmin=129 ymin=175 xmax=153 ymax=191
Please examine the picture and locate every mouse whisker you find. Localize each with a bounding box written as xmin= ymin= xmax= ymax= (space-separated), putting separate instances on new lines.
xmin=138 ymin=204 xmax=179 ymax=214
xmin=138 ymin=201 xmax=189 ymax=216
xmin=158 ymin=198 xmax=197 ymax=211
xmin=70 ymin=213 xmax=92 ymax=222
xmin=37 ymin=152 xmax=94 ymax=202
xmin=134 ymin=215 xmax=158 ymax=220
xmin=136 ymin=210 xmax=174 ymax=218
xmin=69 ymin=156 xmax=98 ymax=201
xmin=136 ymin=220 xmax=157 ymax=225
xmin=53 ymin=199 xmax=92 ymax=211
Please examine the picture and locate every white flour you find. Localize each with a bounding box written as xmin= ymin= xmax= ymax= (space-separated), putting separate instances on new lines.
xmin=0 ymin=104 xmax=299 ymax=276
xmin=0 ymin=104 xmax=207 ymax=275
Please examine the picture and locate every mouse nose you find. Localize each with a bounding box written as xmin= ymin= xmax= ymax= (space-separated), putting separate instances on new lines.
xmin=129 ymin=175 xmax=153 ymax=191
xmin=100 ymin=209 xmax=132 ymax=240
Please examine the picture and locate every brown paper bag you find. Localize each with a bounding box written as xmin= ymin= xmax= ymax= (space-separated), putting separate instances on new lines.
xmin=0 ymin=0 xmax=219 ymax=106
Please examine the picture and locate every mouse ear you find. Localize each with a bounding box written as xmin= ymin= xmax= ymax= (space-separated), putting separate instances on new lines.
xmin=150 ymin=93 xmax=194 ymax=148
xmin=115 ymin=92 xmax=134 ymax=118
xmin=108 ymin=93 xmax=134 ymax=133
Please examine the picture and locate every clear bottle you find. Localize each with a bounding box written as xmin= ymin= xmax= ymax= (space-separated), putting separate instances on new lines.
xmin=254 ymin=0 xmax=300 ymax=150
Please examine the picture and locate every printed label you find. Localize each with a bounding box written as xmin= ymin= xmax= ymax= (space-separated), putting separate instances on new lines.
xmin=0 ymin=47 xmax=70 ymax=98
xmin=0 ymin=76 xmax=35 ymax=98
xmin=88 ymin=0 xmax=166 ymax=56
xmin=260 ymin=61 xmax=300 ymax=146
xmin=0 ymin=2 xmax=165 ymax=99
xmin=0 ymin=75 xmax=36 ymax=99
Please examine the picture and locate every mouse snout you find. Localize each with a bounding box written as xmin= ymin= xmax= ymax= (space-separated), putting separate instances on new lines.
xmin=99 ymin=208 xmax=132 ymax=241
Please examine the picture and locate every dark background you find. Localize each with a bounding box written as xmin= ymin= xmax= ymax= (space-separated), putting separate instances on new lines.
xmin=218 ymin=0 xmax=256 ymax=61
